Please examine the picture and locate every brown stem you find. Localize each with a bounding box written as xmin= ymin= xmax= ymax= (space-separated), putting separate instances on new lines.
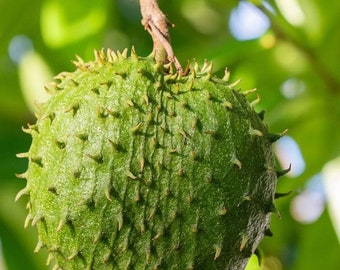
xmin=139 ymin=0 xmax=182 ymax=72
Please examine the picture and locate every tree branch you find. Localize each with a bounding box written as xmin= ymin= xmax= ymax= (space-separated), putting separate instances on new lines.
xmin=139 ymin=0 xmax=182 ymax=72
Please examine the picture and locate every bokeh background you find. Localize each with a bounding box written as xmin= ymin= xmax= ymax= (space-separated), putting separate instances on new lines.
xmin=1 ymin=0 xmax=339 ymax=269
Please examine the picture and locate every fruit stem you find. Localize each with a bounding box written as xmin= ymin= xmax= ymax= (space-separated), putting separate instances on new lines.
xmin=139 ymin=0 xmax=182 ymax=73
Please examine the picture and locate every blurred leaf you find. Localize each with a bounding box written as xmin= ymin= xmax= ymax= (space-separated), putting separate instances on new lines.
xmin=323 ymin=157 xmax=340 ymax=243
xmin=19 ymin=51 xmax=52 ymax=112
xmin=0 ymin=183 xmax=47 ymax=270
xmin=291 ymin=210 xmax=340 ymax=270
xmin=41 ymin=0 xmax=109 ymax=48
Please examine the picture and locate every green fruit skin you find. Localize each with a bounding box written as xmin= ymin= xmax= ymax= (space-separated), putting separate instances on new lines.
xmin=18 ymin=49 xmax=279 ymax=270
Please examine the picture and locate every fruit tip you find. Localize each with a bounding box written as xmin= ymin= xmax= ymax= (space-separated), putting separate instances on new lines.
xmin=231 ymin=155 xmax=242 ymax=169
xmin=213 ymin=244 xmax=222 ymax=260
xmin=182 ymin=60 xmax=190 ymax=76
xmin=277 ymin=163 xmax=291 ymax=178
xmin=94 ymin=48 xmax=106 ymax=64
xmin=52 ymin=264 xmax=60 ymax=270
xmin=218 ymin=205 xmax=228 ymax=216
xmin=15 ymin=187 xmax=29 ymax=202
xmin=15 ymin=172 xmax=27 ymax=179
xmin=16 ymin=152 xmax=29 ymax=159
xmin=243 ymin=88 xmax=257 ymax=96
xmin=24 ymin=214 xmax=32 ymax=228
xmin=67 ymin=250 xmax=80 ymax=261
xmin=249 ymin=127 xmax=264 ymax=137
xmin=250 ymin=94 xmax=261 ymax=107
xmin=31 ymin=156 xmax=43 ymax=167
xmin=31 ymin=213 xmax=43 ymax=226
xmin=34 ymin=100 xmax=43 ymax=110
xmin=34 ymin=240 xmax=44 ymax=253
xmin=257 ymin=109 xmax=266 ymax=120
xmin=117 ymin=48 xmax=128 ymax=60
xmin=74 ymin=54 xmax=84 ymax=65
xmin=202 ymin=61 xmax=213 ymax=77
xmin=239 ymin=233 xmax=248 ymax=251
xmin=107 ymin=48 xmax=118 ymax=63
xmin=275 ymin=190 xmax=292 ymax=199
xmin=126 ymin=171 xmax=137 ymax=180
xmin=131 ymin=46 xmax=138 ymax=60
xmin=264 ymin=227 xmax=273 ymax=237
xmin=46 ymin=253 xmax=53 ymax=266
xmin=104 ymin=187 xmax=112 ymax=201
xmin=86 ymin=154 xmax=104 ymax=164
xmin=222 ymin=67 xmax=230 ymax=82
xmin=267 ymin=203 xmax=281 ymax=218
xmin=228 ymin=78 xmax=241 ymax=89
xmin=269 ymin=128 xmax=288 ymax=142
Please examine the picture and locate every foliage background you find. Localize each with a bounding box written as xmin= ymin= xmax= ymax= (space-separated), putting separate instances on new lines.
xmin=0 ymin=0 xmax=339 ymax=269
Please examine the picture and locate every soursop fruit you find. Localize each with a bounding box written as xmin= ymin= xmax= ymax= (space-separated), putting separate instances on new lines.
xmin=17 ymin=48 xmax=287 ymax=270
